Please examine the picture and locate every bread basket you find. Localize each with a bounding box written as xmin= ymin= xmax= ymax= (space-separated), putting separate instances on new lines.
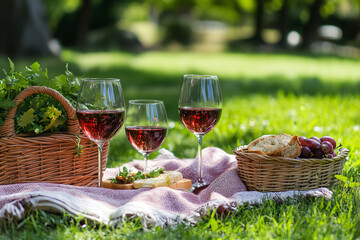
xmin=233 ymin=146 xmax=349 ymax=192
xmin=0 ymin=86 xmax=109 ymax=186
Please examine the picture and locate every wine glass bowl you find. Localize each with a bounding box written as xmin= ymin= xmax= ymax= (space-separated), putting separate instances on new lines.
xmin=76 ymin=78 xmax=125 ymax=187
xmin=178 ymin=107 xmax=222 ymax=135
xmin=125 ymin=100 xmax=167 ymax=173
xmin=178 ymin=74 xmax=222 ymax=191
xmin=76 ymin=110 xmax=124 ymax=144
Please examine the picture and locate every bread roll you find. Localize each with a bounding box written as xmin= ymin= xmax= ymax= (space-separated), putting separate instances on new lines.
xmin=246 ymin=133 xmax=301 ymax=158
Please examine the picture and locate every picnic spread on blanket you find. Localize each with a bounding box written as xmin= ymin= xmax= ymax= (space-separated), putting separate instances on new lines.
xmin=0 ymin=73 xmax=349 ymax=227
xmin=0 ymin=147 xmax=334 ymax=227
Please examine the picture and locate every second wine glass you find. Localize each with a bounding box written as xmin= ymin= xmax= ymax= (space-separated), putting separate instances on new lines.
xmin=178 ymin=74 xmax=222 ymax=191
xmin=125 ymin=100 xmax=167 ymax=173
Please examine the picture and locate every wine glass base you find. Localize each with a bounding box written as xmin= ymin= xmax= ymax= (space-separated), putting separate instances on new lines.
xmin=190 ymin=180 xmax=207 ymax=193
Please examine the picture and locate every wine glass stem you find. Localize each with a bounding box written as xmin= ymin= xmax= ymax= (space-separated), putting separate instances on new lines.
xmin=97 ymin=144 xmax=104 ymax=187
xmin=143 ymin=153 xmax=149 ymax=173
xmin=196 ymin=134 xmax=204 ymax=183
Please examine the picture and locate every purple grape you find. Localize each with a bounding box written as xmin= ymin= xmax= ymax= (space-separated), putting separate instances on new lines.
xmin=300 ymin=146 xmax=311 ymax=158
xmin=303 ymin=138 xmax=321 ymax=151
xmin=320 ymin=136 xmax=336 ymax=149
xmin=299 ymin=136 xmax=307 ymax=146
xmin=321 ymin=141 xmax=334 ymax=154
xmin=312 ymin=146 xmax=323 ymax=159
xmin=310 ymin=136 xmax=321 ymax=143
xmin=326 ymin=152 xmax=337 ymax=158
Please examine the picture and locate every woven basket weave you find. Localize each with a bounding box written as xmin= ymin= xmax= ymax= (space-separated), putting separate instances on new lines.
xmin=233 ymin=146 xmax=349 ymax=192
xmin=0 ymin=86 xmax=109 ymax=186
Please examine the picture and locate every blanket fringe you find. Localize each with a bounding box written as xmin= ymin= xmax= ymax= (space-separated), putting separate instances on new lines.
xmin=196 ymin=188 xmax=333 ymax=217
xmin=0 ymin=199 xmax=27 ymax=220
xmin=109 ymin=201 xmax=198 ymax=228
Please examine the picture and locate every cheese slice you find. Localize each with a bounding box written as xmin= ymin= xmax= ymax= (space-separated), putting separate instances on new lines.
xmin=133 ymin=178 xmax=169 ymax=188
xmin=160 ymin=171 xmax=183 ymax=184
xmin=133 ymin=171 xmax=183 ymax=189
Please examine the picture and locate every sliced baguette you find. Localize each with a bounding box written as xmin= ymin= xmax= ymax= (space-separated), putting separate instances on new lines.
xmin=281 ymin=135 xmax=302 ymax=158
xmin=247 ymin=133 xmax=301 ymax=158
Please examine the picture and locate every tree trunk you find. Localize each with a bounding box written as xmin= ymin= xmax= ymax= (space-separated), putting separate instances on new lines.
xmin=302 ymin=0 xmax=324 ymax=49
xmin=0 ymin=0 xmax=26 ymax=57
xmin=0 ymin=0 xmax=50 ymax=57
xmin=76 ymin=0 xmax=92 ymax=47
xmin=254 ymin=0 xmax=265 ymax=44
xmin=278 ymin=0 xmax=289 ymax=48
xmin=20 ymin=0 xmax=51 ymax=55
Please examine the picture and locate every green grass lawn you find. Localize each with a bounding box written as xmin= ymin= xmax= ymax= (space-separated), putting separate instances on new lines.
xmin=0 ymin=51 xmax=360 ymax=239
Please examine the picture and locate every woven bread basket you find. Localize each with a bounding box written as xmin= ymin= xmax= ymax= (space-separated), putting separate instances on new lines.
xmin=233 ymin=146 xmax=349 ymax=192
xmin=0 ymin=86 xmax=109 ymax=186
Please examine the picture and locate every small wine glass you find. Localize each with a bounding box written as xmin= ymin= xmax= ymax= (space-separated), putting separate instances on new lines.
xmin=178 ymin=74 xmax=222 ymax=191
xmin=76 ymin=78 xmax=125 ymax=187
xmin=125 ymin=100 xmax=167 ymax=173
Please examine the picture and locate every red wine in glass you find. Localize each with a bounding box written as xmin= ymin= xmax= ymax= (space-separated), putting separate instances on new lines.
xmin=125 ymin=126 xmax=167 ymax=154
xmin=76 ymin=78 xmax=125 ymax=187
xmin=178 ymin=74 xmax=222 ymax=192
xmin=179 ymin=107 xmax=222 ymax=135
xmin=125 ymin=100 xmax=167 ymax=172
xmin=77 ymin=110 xmax=125 ymax=142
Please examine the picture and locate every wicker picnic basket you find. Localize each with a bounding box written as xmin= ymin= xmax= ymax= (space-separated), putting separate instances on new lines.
xmin=0 ymin=86 xmax=109 ymax=186
xmin=233 ymin=146 xmax=349 ymax=192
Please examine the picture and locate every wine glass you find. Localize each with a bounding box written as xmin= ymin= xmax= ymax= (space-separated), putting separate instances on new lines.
xmin=178 ymin=74 xmax=222 ymax=191
xmin=76 ymin=78 xmax=125 ymax=187
xmin=125 ymin=100 xmax=167 ymax=173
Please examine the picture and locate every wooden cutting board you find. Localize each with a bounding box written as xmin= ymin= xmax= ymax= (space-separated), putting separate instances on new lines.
xmin=102 ymin=178 xmax=192 ymax=190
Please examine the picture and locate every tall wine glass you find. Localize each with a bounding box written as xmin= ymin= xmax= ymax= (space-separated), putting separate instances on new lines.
xmin=178 ymin=74 xmax=222 ymax=191
xmin=76 ymin=78 xmax=125 ymax=187
xmin=125 ymin=100 xmax=167 ymax=173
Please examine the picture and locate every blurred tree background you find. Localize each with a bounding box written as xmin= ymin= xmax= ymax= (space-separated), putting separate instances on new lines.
xmin=0 ymin=0 xmax=359 ymax=175
xmin=0 ymin=0 xmax=359 ymax=57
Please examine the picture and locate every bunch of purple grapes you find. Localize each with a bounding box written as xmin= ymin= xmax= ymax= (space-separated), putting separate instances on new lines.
xmin=299 ymin=136 xmax=337 ymax=159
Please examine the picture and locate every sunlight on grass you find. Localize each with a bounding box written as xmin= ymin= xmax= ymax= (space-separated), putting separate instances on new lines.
xmin=61 ymin=50 xmax=360 ymax=82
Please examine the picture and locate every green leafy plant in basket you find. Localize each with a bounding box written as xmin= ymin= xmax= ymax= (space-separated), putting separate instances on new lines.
xmin=0 ymin=59 xmax=79 ymax=134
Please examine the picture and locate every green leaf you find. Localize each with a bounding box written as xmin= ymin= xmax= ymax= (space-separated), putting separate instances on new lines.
xmin=30 ymin=62 xmax=41 ymax=72
xmin=54 ymin=74 xmax=67 ymax=88
xmin=112 ymin=167 xmax=165 ymax=184
xmin=208 ymin=211 xmax=219 ymax=231
xmin=53 ymin=115 xmax=66 ymax=128
xmin=41 ymin=106 xmax=64 ymax=132
xmin=41 ymin=106 xmax=62 ymax=121
xmin=34 ymin=124 xmax=44 ymax=134
xmin=18 ymin=108 xmax=35 ymax=127
xmin=73 ymin=135 xmax=84 ymax=158
xmin=0 ymin=98 xmax=16 ymax=110
xmin=335 ymin=175 xmax=348 ymax=183
xmin=43 ymin=118 xmax=57 ymax=132
xmin=73 ymin=145 xmax=84 ymax=158
xmin=8 ymin=58 xmax=15 ymax=73
xmin=349 ymin=182 xmax=360 ymax=188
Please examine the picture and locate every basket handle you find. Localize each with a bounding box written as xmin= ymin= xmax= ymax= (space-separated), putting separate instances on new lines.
xmin=0 ymin=86 xmax=79 ymax=137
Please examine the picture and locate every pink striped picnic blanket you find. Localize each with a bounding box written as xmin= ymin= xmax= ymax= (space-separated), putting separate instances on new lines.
xmin=0 ymin=147 xmax=332 ymax=227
